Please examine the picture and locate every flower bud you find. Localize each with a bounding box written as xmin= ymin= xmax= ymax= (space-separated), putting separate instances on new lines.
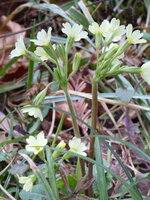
xmin=33 ymin=85 xmax=50 ymax=105
xmin=118 ymin=67 xmax=140 ymax=74
xmin=65 ymin=37 xmax=74 ymax=54
xmin=72 ymin=52 xmax=82 ymax=74
xmin=104 ymin=44 xmax=119 ymax=60
xmin=52 ymin=141 xmax=66 ymax=159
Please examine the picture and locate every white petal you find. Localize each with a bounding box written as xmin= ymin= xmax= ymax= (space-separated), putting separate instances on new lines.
xmin=141 ymin=61 xmax=150 ymax=84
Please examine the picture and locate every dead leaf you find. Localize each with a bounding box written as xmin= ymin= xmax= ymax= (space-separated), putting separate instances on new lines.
xmin=0 ymin=15 xmax=28 ymax=81
xmin=0 ymin=15 xmax=25 ymax=49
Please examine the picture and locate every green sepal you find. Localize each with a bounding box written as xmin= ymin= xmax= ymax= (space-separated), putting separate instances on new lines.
xmin=95 ymin=33 xmax=102 ymax=50
xmin=65 ymin=37 xmax=74 ymax=54
xmin=117 ymin=66 xmax=140 ymax=74
xmin=72 ymin=52 xmax=82 ymax=74
xmin=43 ymin=44 xmax=58 ymax=65
xmin=56 ymin=44 xmax=66 ymax=64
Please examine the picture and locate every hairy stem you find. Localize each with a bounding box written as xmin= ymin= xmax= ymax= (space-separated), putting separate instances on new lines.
xmin=64 ymin=88 xmax=80 ymax=138
xmin=64 ymin=88 xmax=85 ymax=176
xmin=88 ymin=78 xmax=98 ymax=196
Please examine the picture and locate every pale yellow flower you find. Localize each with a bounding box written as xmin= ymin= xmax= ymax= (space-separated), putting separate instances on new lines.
xmin=103 ymin=18 xmax=126 ymax=42
xmin=26 ymin=131 xmax=48 ymax=155
xmin=22 ymin=106 xmax=43 ymax=121
xmin=126 ymin=24 xmax=146 ymax=44
xmin=140 ymin=61 xmax=150 ymax=84
xmin=57 ymin=141 xmax=66 ymax=149
xmin=62 ymin=23 xmax=88 ymax=41
xmin=19 ymin=175 xmax=36 ymax=192
xmin=31 ymin=27 xmax=52 ymax=46
xmin=34 ymin=47 xmax=49 ymax=61
xmin=69 ymin=137 xmax=87 ymax=156
xmin=89 ymin=20 xmax=109 ymax=35
xmin=10 ymin=38 xmax=27 ymax=58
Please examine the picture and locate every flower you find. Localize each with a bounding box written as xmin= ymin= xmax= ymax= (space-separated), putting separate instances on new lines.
xmin=68 ymin=137 xmax=87 ymax=156
xmin=34 ymin=47 xmax=49 ymax=61
xmin=89 ymin=21 xmax=109 ymax=35
xmin=126 ymin=24 xmax=146 ymax=44
xmin=140 ymin=61 xmax=150 ymax=84
xmin=22 ymin=106 xmax=43 ymax=121
xmin=57 ymin=141 xmax=66 ymax=149
xmin=62 ymin=23 xmax=88 ymax=41
xmin=31 ymin=27 xmax=52 ymax=46
xmin=103 ymin=18 xmax=126 ymax=42
xmin=19 ymin=175 xmax=36 ymax=192
xmin=26 ymin=131 xmax=48 ymax=155
xmin=10 ymin=38 xmax=27 ymax=58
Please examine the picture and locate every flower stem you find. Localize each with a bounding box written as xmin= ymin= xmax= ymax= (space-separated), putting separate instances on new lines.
xmin=63 ymin=88 xmax=80 ymax=138
xmin=63 ymin=88 xmax=85 ymax=176
xmin=88 ymin=78 xmax=98 ymax=196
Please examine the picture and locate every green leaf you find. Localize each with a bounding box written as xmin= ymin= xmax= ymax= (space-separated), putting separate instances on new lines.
xmin=32 ymin=3 xmax=74 ymax=24
xmin=78 ymin=0 xmax=94 ymax=24
xmin=45 ymin=146 xmax=60 ymax=200
xmin=0 ymin=57 xmax=18 ymax=76
xmin=143 ymin=32 xmax=150 ymax=42
xmin=94 ymin=137 xmax=108 ymax=200
xmin=67 ymin=7 xmax=90 ymax=28
xmin=115 ymin=87 xmax=135 ymax=103
xmin=144 ymin=0 xmax=150 ymax=9
xmin=19 ymin=185 xmax=47 ymax=200
xmin=0 ymin=152 xmax=7 ymax=162
xmin=9 ymin=163 xmax=28 ymax=175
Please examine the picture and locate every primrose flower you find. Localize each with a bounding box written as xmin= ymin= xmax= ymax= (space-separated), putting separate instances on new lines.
xmin=26 ymin=131 xmax=48 ymax=155
xmin=126 ymin=24 xmax=146 ymax=44
xmin=140 ymin=61 xmax=150 ymax=84
xmin=34 ymin=47 xmax=49 ymax=61
xmin=57 ymin=141 xmax=66 ymax=149
xmin=62 ymin=23 xmax=88 ymax=41
xmin=69 ymin=137 xmax=87 ymax=156
xmin=22 ymin=106 xmax=43 ymax=121
xmin=19 ymin=175 xmax=36 ymax=192
xmin=103 ymin=18 xmax=126 ymax=42
xmin=89 ymin=21 xmax=109 ymax=35
xmin=31 ymin=27 xmax=52 ymax=46
xmin=10 ymin=38 xmax=27 ymax=58
xmin=89 ymin=22 xmax=102 ymax=35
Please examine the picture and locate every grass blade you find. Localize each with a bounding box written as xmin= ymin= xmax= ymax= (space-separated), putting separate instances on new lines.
xmin=45 ymin=146 xmax=60 ymax=200
xmin=95 ymin=137 xmax=108 ymax=200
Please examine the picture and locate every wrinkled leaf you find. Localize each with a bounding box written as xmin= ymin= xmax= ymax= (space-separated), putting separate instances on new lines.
xmin=19 ymin=185 xmax=47 ymax=200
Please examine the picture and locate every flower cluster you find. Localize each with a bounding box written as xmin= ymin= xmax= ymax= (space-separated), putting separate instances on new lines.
xmin=89 ymin=18 xmax=146 ymax=45
xmin=10 ymin=18 xmax=149 ymax=124
xmin=89 ymin=18 xmax=126 ymax=43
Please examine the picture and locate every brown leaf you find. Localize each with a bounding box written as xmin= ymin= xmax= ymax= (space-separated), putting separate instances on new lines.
xmin=74 ymin=174 xmax=95 ymax=194
xmin=0 ymin=112 xmax=10 ymax=132
xmin=0 ymin=15 xmax=28 ymax=81
xmin=0 ymin=15 xmax=25 ymax=49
